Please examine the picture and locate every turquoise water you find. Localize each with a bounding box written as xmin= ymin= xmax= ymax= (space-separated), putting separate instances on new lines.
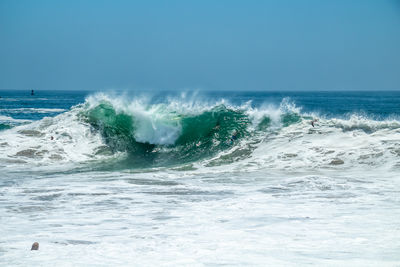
xmin=0 ymin=90 xmax=399 ymax=266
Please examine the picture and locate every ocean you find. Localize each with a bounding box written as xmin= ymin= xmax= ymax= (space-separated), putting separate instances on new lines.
xmin=0 ymin=90 xmax=399 ymax=266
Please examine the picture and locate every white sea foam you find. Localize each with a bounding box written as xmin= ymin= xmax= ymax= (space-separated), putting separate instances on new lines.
xmin=0 ymin=115 xmax=32 ymax=123
xmin=245 ymin=97 xmax=301 ymax=130
xmin=1 ymin=108 xmax=66 ymax=114
xmin=1 ymin=93 xmax=400 ymax=266
xmin=0 ymin=170 xmax=398 ymax=266
xmin=202 ymin=116 xmax=400 ymax=173
xmin=0 ymin=106 xmax=108 ymax=167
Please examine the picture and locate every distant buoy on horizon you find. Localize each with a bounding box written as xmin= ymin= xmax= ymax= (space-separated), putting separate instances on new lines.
xmin=31 ymin=89 xmax=34 ymax=96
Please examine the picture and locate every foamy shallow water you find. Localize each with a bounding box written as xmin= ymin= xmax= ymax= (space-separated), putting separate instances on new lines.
xmin=1 ymin=169 xmax=399 ymax=266
xmin=1 ymin=90 xmax=400 ymax=266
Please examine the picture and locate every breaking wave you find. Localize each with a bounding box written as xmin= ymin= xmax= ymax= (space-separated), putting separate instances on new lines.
xmin=0 ymin=93 xmax=399 ymax=172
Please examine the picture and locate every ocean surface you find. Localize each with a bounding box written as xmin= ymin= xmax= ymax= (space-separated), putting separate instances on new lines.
xmin=0 ymin=90 xmax=399 ymax=266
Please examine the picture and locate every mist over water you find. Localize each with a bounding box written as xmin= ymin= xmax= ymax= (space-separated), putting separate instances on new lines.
xmin=0 ymin=90 xmax=399 ymax=266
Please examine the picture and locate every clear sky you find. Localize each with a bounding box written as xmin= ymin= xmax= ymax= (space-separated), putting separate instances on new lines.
xmin=0 ymin=0 xmax=399 ymax=91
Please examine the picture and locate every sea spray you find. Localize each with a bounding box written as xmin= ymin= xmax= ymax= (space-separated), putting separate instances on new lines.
xmin=0 ymin=92 xmax=399 ymax=172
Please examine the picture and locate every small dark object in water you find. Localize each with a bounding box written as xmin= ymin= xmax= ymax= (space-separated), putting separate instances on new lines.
xmin=311 ymin=119 xmax=318 ymax=127
xmin=31 ymin=242 xmax=39 ymax=250
xmin=230 ymin=130 xmax=238 ymax=143
xmin=31 ymin=89 xmax=34 ymax=96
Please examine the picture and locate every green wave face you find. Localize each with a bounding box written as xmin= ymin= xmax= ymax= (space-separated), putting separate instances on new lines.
xmin=173 ymin=105 xmax=251 ymax=162
xmin=80 ymin=101 xmax=252 ymax=168
xmin=82 ymin=102 xmax=137 ymax=152
xmin=281 ymin=113 xmax=301 ymax=127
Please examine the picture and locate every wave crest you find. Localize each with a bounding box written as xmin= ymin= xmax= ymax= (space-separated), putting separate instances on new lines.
xmin=0 ymin=92 xmax=399 ymax=171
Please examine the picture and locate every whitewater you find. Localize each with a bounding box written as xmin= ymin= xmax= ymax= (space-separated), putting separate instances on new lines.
xmin=0 ymin=90 xmax=399 ymax=266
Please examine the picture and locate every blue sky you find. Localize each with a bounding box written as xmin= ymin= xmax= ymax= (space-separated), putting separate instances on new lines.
xmin=0 ymin=0 xmax=399 ymax=91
